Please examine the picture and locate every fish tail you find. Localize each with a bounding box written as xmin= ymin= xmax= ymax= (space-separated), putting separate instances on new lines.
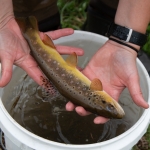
xmin=16 ymin=16 xmax=38 ymax=33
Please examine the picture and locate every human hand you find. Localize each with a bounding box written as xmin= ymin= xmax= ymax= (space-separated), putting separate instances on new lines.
xmin=0 ymin=18 xmax=84 ymax=87
xmin=66 ymin=40 xmax=149 ymax=124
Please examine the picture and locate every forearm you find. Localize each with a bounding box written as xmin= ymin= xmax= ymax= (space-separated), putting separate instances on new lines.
xmin=0 ymin=0 xmax=14 ymax=29
xmin=115 ymin=0 xmax=150 ymax=34
xmin=112 ymin=0 xmax=150 ymax=51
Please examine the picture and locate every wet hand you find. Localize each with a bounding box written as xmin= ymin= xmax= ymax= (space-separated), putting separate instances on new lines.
xmin=0 ymin=18 xmax=84 ymax=87
xmin=66 ymin=40 xmax=149 ymax=124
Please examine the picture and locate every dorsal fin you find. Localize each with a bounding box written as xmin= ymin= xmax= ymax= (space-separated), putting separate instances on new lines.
xmin=90 ymin=78 xmax=103 ymax=91
xmin=65 ymin=52 xmax=77 ymax=68
xmin=42 ymin=34 xmax=56 ymax=49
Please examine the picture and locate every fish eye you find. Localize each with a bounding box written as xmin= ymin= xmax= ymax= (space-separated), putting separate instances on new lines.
xmin=110 ymin=105 xmax=114 ymax=109
xmin=108 ymin=104 xmax=114 ymax=110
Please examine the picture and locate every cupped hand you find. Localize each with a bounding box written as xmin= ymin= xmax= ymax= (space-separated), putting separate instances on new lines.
xmin=66 ymin=40 xmax=149 ymax=124
xmin=0 ymin=18 xmax=84 ymax=87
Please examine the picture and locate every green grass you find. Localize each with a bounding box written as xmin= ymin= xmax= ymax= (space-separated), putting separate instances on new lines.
xmin=142 ymin=24 xmax=150 ymax=56
xmin=145 ymin=126 xmax=150 ymax=149
xmin=57 ymin=0 xmax=89 ymax=29
xmin=132 ymin=125 xmax=150 ymax=150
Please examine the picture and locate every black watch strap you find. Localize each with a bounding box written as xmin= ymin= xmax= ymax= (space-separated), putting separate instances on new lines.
xmin=107 ymin=23 xmax=147 ymax=46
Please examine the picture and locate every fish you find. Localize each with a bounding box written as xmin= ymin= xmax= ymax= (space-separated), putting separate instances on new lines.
xmin=16 ymin=16 xmax=125 ymax=119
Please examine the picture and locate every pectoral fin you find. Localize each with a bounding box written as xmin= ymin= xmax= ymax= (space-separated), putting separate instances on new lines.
xmin=65 ymin=52 xmax=77 ymax=68
xmin=42 ymin=34 xmax=56 ymax=49
xmin=90 ymin=78 xmax=103 ymax=91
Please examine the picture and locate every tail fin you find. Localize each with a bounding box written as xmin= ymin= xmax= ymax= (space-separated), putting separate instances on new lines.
xmin=16 ymin=16 xmax=38 ymax=33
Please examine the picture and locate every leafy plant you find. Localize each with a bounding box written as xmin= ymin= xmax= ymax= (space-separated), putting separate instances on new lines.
xmin=57 ymin=0 xmax=89 ymax=29
xmin=142 ymin=24 xmax=150 ymax=56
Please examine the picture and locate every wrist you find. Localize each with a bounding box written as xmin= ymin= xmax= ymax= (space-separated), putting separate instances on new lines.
xmin=108 ymin=37 xmax=139 ymax=56
xmin=110 ymin=36 xmax=140 ymax=51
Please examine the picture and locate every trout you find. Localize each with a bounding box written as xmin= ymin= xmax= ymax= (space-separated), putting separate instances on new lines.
xmin=16 ymin=16 xmax=125 ymax=119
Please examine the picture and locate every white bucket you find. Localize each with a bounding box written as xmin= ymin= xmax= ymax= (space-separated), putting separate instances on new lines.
xmin=0 ymin=31 xmax=150 ymax=150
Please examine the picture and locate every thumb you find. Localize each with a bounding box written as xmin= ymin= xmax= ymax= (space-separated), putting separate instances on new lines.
xmin=0 ymin=59 xmax=13 ymax=87
xmin=127 ymin=74 xmax=149 ymax=109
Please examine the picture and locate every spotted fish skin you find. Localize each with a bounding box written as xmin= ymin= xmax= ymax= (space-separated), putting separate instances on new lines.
xmin=16 ymin=16 xmax=125 ymax=119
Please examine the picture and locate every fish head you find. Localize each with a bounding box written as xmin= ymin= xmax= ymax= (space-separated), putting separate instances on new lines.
xmin=94 ymin=91 xmax=125 ymax=119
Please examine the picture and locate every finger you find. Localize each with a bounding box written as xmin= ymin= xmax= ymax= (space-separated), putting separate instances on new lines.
xmin=94 ymin=116 xmax=109 ymax=124
xmin=127 ymin=74 xmax=149 ymax=108
xmin=0 ymin=59 xmax=13 ymax=87
xmin=75 ymin=106 xmax=109 ymax=124
xmin=16 ymin=55 xmax=45 ymax=86
xmin=66 ymin=101 xmax=76 ymax=111
xmin=55 ymin=45 xmax=84 ymax=56
xmin=45 ymin=28 xmax=74 ymax=40
xmin=75 ymin=106 xmax=91 ymax=116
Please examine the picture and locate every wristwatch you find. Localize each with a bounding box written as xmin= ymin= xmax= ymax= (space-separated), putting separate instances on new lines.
xmin=107 ymin=23 xmax=147 ymax=46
